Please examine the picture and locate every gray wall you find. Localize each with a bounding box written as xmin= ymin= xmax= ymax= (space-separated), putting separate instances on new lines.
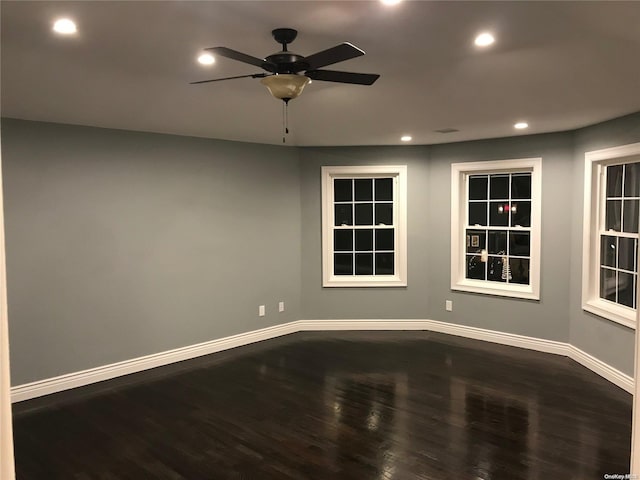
xmin=2 ymin=119 xmax=301 ymax=385
xmin=300 ymin=134 xmax=575 ymax=344
xmin=569 ymin=112 xmax=640 ymax=376
xmin=3 ymin=112 xmax=640 ymax=386
xmin=300 ymin=146 xmax=431 ymax=319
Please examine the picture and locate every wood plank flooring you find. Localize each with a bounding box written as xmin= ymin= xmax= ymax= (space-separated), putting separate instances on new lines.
xmin=12 ymin=331 xmax=632 ymax=479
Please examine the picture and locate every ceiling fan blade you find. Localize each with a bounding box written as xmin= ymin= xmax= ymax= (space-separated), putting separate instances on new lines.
xmin=207 ymin=47 xmax=276 ymax=71
xmin=303 ymin=43 xmax=365 ymax=70
xmin=306 ymin=70 xmax=380 ymax=85
xmin=190 ymin=73 xmax=268 ymax=85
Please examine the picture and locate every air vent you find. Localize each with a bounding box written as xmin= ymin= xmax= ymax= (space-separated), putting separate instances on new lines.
xmin=434 ymin=128 xmax=459 ymax=134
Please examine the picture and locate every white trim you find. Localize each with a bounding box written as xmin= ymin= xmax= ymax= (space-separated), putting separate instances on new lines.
xmin=631 ymin=206 xmax=640 ymax=474
xmin=0 ymin=125 xmax=16 ymax=479
xmin=12 ymin=318 xmax=633 ymax=403
xmin=321 ymin=165 xmax=407 ymax=287
xmin=451 ymin=158 xmax=542 ymax=300
xmin=11 ymin=322 xmax=299 ymax=403
xmin=582 ymin=142 xmax=640 ymax=329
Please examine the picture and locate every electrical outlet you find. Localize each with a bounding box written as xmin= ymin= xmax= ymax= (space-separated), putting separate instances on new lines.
xmin=278 ymin=301 xmax=285 ymax=312
xmin=445 ymin=300 xmax=453 ymax=312
xmin=258 ymin=305 xmax=265 ymax=317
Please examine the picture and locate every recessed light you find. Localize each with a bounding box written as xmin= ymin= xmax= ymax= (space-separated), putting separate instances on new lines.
xmin=380 ymin=0 xmax=402 ymax=5
xmin=514 ymin=122 xmax=529 ymax=130
xmin=197 ymin=53 xmax=215 ymax=65
xmin=474 ymin=32 xmax=495 ymax=47
xmin=401 ymin=135 xmax=412 ymax=142
xmin=53 ymin=18 xmax=77 ymax=35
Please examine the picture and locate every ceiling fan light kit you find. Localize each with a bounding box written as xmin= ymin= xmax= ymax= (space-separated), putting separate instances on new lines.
xmin=260 ymin=74 xmax=310 ymax=102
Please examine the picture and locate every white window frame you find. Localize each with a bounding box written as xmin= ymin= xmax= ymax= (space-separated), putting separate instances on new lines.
xmin=582 ymin=142 xmax=640 ymax=329
xmin=451 ymin=158 xmax=542 ymax=300
xmin=321 ymin=165 xmax=407 ymax=287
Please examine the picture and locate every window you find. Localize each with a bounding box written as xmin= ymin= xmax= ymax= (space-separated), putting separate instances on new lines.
xmin=321 ymin=165 xmax=407 ymax=287
xmin=583 ymin=142 xmax=640 ymax=328
xmin=451 ymin=158 xmax=542 ymax=299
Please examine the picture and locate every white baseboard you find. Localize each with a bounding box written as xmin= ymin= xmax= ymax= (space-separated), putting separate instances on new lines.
xmin=297 ymin=319 xmax=633 ymax=393
xmin=10 ymin=321 xmax=299 ymax=403
xmin=11 ymin=318 xmax=633 ymax=402
xmin=568 ymin=345 xmax=634 ymax=393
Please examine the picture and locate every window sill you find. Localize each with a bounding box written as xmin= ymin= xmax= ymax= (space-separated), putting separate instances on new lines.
xmin=583 ymin=299 xmax=636 ymax=329
xmin=324 ymin=276 xmax=407 ymax=288
xmin=452 ymin=279 xmax=539 ymax=300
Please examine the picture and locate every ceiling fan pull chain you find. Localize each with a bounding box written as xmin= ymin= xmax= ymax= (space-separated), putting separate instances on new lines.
xmin=282 ymin=99 xmax=291 ymax=143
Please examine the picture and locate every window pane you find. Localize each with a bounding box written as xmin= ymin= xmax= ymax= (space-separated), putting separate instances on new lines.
xmin=606 ymin=200 xmax=622 ymax=231
xmin=334 ymin=253 xmax=353 ymax=275
xmin=375 ymin=229 xmax=394 ymax=251
xmin=488 ymin=231 xmax=507 ymax=255
xmin=375 ymin=178 xmax=393 ymax=201
xmin=489 ymin=202 xmax=509 ymax=226
xmin=335 ymin=179 xmax=352 ymax=202
xmin=469 ymin=202 xmax=487 ymax=226
xmin=354 ymin=179 xmax=373 ymax=201
xmin=607 ymin=165 xmax=623 ymax=197
xmin=355 ymin=229 xmax=373 ymax=251
xmin=334 ymin=230 xmax=353 ymax=251
xmin=511 ymin=201 xmax=531 ymax=227
xmin=600 ymin=268 xmax=617 ymax=302
xmin=466 ymin=255 xmax=485 ymax=280
xmin=469 ymin=176 xmax=488 ymax=200
xmin=354 ymin=203 xmax=373 ymax=225
xmin=375 ymin=253 xmax=394 ymax=275
xmin=511 ymin=174 xmax=531 ymax=199
xmin=466 ymin=229 xmax=486 ymax=253
xmin=624 ymin=162 xmax=640 ymax=197
xmin=490 ymin=175 xmax=509 ymax=199
xmin=600 ymin=235 xmax=617 ymax=268
xmin=375 ymin=203 xmax=393 ymax=226
xmin=509 ymin=232 xmax=530 ymax=257
xmin=335 ymin=204 xmax=353 ymax=226
xmin=510 ymin=258 xmax=530 ymax=285
xmin=619 ymin=272 xmax=635 ymax=307
xmin=355 ymin=253 xmax=373 ymax=275
xmin=488 ymin=256 xmax=507 ymax=282
xmin=618 ymin=237 xmax=636 ymax=272
xmin=623 ymin=199 xmax=639 ymax=233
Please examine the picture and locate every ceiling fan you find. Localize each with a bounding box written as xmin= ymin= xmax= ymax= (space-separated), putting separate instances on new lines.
xmin=191 ymin=28 xmax=380 ymax=103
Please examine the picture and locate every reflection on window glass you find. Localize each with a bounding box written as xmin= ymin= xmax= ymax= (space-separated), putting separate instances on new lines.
xmin=466 ymin=171 xmax=532 ymax=285
xmin=331 ymin=175 xmax=397 ymax=278
xmin=600 ymin=162 xmax=640 ymax=309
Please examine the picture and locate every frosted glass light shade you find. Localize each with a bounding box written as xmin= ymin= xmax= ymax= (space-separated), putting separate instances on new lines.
xmin=260 ymin=74 xmax=310 ymax=100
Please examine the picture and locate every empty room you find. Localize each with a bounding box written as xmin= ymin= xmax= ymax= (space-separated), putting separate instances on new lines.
xmin=2 ymin=1 xmax=640 ymax=479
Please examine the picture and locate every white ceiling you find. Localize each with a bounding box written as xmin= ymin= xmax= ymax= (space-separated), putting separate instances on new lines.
xmin=2 ymin=1 xmax=640 ymax=147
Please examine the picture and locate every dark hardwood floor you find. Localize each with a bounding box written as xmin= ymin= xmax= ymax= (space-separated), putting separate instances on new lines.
xmin=12 ymin=331 xmax=632 ymax=479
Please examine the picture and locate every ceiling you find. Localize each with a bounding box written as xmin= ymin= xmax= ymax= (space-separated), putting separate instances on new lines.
xmin=2 ymin=1 xmax=640 ymax=147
